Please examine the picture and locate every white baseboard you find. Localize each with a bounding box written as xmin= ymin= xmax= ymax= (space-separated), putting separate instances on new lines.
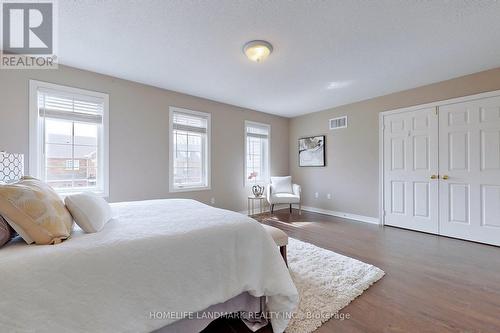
xmin=239 ymin=203 xmax=379 ymax=225
xmin=299 ymin=205 xmax=380 ymax=224
xmin=238 ymin=204 xmax=288 ymax=216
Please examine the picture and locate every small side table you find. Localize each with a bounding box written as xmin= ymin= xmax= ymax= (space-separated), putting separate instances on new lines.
xmin=247 ymin=196 xmax=266 ymax=216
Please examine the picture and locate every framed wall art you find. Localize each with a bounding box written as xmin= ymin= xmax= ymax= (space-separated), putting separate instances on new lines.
xmin=298 ymin=135 xmax=325 ymax=167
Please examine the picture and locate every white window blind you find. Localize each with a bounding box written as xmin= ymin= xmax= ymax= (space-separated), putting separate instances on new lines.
xmin=245 ymin=121 xmax=270 ymax=184
xmin=170 ymin=108 xmax=210 ymax=192
xmin=38 ymin=90 xmax=104 ymax=123
xmin=31 ymin=83 xmax=108 ymax=196
xmin=172 ymin=111 xmax=207 ymax=133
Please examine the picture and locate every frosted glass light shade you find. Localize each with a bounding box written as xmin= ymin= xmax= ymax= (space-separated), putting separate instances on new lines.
xmin=243 ymin=40 xmax=273 ymax=63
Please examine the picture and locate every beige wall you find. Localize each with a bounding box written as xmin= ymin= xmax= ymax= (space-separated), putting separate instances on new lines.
xmin=290 ymin=67 xmax=500 ymax=219
xmin=2 ymin=64 xmax=499 ymax=218
xmin=0 ymin=65 xmax=289 ymax=212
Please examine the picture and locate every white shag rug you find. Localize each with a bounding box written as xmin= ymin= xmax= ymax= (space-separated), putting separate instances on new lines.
xmin=285 ymin=238 xmax=385 ymax=333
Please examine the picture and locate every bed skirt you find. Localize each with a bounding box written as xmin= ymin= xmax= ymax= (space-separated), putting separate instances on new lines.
xmin=153 ymin=292 xmax=266 ymax=333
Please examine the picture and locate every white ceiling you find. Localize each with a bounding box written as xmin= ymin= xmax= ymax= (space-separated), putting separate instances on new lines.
xmin=59 ymin=1 xmax=500 ymax=117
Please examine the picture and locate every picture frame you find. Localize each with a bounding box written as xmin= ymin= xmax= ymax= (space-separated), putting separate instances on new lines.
xmin=298 ymin=135 xmax=325 ymax=167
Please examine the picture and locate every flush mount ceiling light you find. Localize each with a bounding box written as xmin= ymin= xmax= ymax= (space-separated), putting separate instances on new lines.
xmin=243 ymin=40 xmax=273 ymax=63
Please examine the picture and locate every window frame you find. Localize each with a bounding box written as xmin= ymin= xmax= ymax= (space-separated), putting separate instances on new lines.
xmin=244 ymin=120 xmax=271 ymax=186
xmin=29 ymin=80 xmax=109 ymax=197
xmin=168 ymin=106 xmax=211 ymax=193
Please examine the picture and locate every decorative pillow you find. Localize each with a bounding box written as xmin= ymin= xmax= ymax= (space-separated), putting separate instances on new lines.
xmin=0 ymin=176 xmax=73 ymax=245
xmin=271 ymin=176 xmax=293 ymax=194
xmin=0 ymin=215 xmax=14 ymax=248
xmin=65 ymin=193 xmax=112 ymax=233
xmin=7 ymin=217 xmax=35 ymax=243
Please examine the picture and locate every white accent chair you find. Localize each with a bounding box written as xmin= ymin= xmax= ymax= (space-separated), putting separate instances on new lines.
xmin=266 ymin=176 xmax=301 ymax=214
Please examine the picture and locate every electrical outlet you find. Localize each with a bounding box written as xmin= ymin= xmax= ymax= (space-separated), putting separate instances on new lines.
xmin=210 ymin=197 xmax=215 ymax=205
xmin=327 ymin=193 xmax=331 ymax=200
xmin=314 ymin=192 xmax=319 ymax=199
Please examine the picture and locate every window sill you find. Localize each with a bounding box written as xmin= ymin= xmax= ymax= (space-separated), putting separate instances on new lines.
xmin=245 ymin=181 xmax=268 ymax=187
xmin=56 ymin=190 xmax=108 ymax=199
xmin=169 ymin=186 xmax=211 ymax=193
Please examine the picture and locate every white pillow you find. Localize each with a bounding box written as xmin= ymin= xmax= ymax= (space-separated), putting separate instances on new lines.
xmin=65 ymin=193 xmax=112 ymax=233
xmin=271 ymin=176 xmax=293 ymax=194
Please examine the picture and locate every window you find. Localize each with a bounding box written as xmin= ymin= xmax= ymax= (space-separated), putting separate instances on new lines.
xmin=245 ymin=121 xmax=270 ymax=185
xmin=29 ymin=80 xmax=109 ymax=196
xmin=65 ymin=160 xmax=80 ymax=171
xmin=169 ymin=107 xmax=211 ymax=192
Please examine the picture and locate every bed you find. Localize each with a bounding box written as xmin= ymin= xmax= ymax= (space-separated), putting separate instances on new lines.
xmin=0 ymin=199 xmax=298 ymax=333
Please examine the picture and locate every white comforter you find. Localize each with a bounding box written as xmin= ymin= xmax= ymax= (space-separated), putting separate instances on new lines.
xmin=0 ymin=199 xmax=298 ymax=333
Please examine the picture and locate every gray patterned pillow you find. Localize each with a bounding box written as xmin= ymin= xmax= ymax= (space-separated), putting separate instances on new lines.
xmin=0 ymin=215 xmax=14 ymax=247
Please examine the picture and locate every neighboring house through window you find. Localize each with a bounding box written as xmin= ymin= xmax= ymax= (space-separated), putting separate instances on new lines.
xmin=169 ymin=107 xmax=211 ymax=192
xmin=65 ymin=159 xmax=80 ymax=170
xmin=245 ymin=121 xmax=270 ymax=185
xmin=29 ymin=80 xmax=109 ymax=196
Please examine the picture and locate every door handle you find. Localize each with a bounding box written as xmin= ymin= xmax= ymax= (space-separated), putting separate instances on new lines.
xmin=442 ymin=175 xmax=449 ymax=180
xmin=430 ymin=175 xmax=439 ymax=179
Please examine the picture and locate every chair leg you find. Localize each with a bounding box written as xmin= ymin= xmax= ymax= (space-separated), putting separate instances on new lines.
xmin=289 ymin=204 xmax=292 ymax=213
xmin=299 ymin=202 xmax=302 ymax=215
xmin=271 ymin=204 xmax=274 ymax=214
xmin=280 ymin=246 xmax=287 ymax=266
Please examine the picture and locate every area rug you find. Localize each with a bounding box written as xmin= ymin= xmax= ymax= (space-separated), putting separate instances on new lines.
xmin=285 ymin=238 xmax=385 ymax=333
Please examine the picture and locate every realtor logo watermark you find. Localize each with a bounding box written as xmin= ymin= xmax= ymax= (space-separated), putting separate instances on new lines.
xmin=1 ymin=0 xmax=58 ymax=69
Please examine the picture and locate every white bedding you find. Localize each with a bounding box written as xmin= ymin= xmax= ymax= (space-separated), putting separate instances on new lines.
xmin=0 ymin=199 xmax=298 ymax=333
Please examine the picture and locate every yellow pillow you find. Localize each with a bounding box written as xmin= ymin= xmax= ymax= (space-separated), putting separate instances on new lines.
xmin=0 ymin=177 xmax=73 ymax=245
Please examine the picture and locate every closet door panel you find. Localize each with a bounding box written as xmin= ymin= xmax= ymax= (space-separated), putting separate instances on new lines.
xmin=383 ymin=108 xmax=439 ymax=233
xmin=439 ymin=96 xmax=500 ymax=246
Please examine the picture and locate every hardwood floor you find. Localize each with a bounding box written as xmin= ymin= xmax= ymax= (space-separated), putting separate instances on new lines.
xmin=203 ymin=208 xmax=500 ymax=333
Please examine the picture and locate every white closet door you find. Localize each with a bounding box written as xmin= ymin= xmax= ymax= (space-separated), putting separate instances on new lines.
xmin=384 ymin=108 xmax=439 ymax=233
xmin=439 ymin=96 xmax=500 ymax=246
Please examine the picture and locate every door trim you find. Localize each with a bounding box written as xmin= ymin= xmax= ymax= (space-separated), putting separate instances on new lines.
xmin=379 ymin=89 xmax=500 ymax=225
